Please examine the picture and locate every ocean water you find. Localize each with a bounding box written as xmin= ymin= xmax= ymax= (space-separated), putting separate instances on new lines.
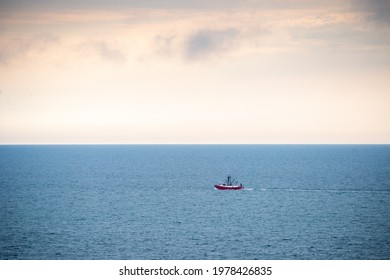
xmin=0 ymin=144 xmax=389 ymax=260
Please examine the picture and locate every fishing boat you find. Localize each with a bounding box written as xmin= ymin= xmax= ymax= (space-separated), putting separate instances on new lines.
xmin=214 ymin=175 xmax=244 ymax=190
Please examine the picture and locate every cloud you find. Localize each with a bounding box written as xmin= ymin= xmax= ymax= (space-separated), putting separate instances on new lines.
xmin=184 ymin=28 xmax=240 ymax=60
xmin=1 ymin=1 xmax=388 ymax=66
xmin=0 ymin=1 xmax=264 ymax=11
xmin=153 ymin=35 xmax=177 ymax=57
xmin=93 ymin=41 xmax=127 ymax=62
xmin=71 ymin=39 xmax=128 ymax=64
xmin=0 ymin=0 xmax=337 ymax=12
xmin=0 ymin=33 xmax=59 ymax=64
xmin=286 ymin=13 xmax=365 ymax=45
xmin=0 ymin=0 xmax=245 ymax=12
xmin=353 ymin=0 xmax=390 ymax=23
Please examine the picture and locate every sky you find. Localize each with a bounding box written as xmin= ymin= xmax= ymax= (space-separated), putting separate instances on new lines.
xmin=0 ymin=0 xmax=389 ymax=144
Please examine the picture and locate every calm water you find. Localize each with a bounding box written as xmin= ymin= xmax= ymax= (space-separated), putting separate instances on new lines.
xmin=0 ymin=145 xmax=389 ymax=260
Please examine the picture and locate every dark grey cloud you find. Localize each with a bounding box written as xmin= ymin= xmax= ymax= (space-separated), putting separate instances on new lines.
xmin=353 ymin=0 xmax=390 ymax=23
xmin=184 ymin=28 xmax=240 ymax=60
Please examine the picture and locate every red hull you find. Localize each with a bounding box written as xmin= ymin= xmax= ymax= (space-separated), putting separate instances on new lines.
xmin=214 ymin=185 xmax=244 ymax=190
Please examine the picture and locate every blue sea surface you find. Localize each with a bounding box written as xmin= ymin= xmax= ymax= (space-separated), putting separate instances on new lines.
xmin=0 ymin=145 xmax=389 ymax=259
